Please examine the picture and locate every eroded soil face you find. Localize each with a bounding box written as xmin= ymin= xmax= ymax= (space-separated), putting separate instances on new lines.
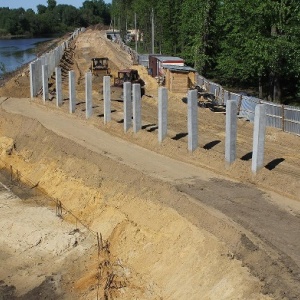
xmin=0 ymin=28 xmax=299 ymax=299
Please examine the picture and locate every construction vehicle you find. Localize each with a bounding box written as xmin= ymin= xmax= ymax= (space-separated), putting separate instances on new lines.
xmin=90 ymin=57 xmax=111 ymax=76
xmin=114 ymin=69 xmax=145 ymax=96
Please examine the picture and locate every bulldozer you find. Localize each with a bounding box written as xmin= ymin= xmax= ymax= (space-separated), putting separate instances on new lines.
xmin=114 ymin=69 xmax=145 ymax=96
xmin=90 ymin=57 xmax=111 ymax=76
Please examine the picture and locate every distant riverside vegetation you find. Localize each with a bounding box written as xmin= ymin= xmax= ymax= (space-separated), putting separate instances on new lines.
xmin=0 ymin=0 xmax=110 ymax=37
xmin=1 ymin=0 xmax=300 ymax=105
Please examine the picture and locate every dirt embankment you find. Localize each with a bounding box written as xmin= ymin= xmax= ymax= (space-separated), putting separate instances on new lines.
xmin=36 ymin=29 xmax=300 ymax=202
xmin=0 ymin=28 xmax=299 ymax=299
xmin=0 ymin=110 xmax=275 ymax=300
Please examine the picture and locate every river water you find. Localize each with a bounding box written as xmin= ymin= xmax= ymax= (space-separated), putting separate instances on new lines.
xmin=0 ymin=37 xmax=53 ymax=75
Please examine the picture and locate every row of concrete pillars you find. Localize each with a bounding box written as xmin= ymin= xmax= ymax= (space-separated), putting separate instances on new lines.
xmin=41 ymin=68 xmax=266 ymax=174
xmin=187 ymin=90 xmax=266 ymax=173
xmin=30 ymin=27 xmax=84 ymax=98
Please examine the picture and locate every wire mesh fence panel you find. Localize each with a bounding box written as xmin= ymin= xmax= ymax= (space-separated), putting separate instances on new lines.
xmin=239 ymin=97 xmax=260 ymax=122
xmin=261 ymin=101 xmax=283 ymax=130
xmin=229 ymin=93 xmax=240 ymax=102
xmin=283 ymin=106 xmax=300 ymax=134
xmin=194 ymin=74 xmax=300 ymax=134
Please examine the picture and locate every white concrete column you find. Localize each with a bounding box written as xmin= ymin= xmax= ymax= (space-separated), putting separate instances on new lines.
xmin=30 ymin=62 xmax=36 ymax=98
xmin=158 ymin=87 xmax=168 ymax=143
xmin=55 ymin=48 xmax=60 ymax=66
xmin=55 ymin=67 xmax=63 ymax=107
xmin=103 ymin=76 xmax=111 ymax=124
xmin=123 ymin=82 xmax=132 ymax=132
xmin=85 ymin=72 xmax=92 ymax=119
xmin=42 ymin=64 xmax=49 ymax=102
xmin=49 ymin=51 xmax=55 ymax=76
xmin=36 ymin=59 xmax=42 ymax=93
xmin=252 ymin=104 xmax=267 ymax=173
xmin=133 ymin=83 xmax=141 ymax=133
xmin=69 ymin=70 xmax=76 ymax=113
xmin=188 ymin=89 xmax=198 ymax=152
xmin=225 ymin=100 xmax=238 ymax=164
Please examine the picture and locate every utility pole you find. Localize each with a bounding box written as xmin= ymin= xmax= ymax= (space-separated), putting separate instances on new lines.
xmin=151 ymin=8 xmax=155 ymax=54
xmin=135 ymin=13 xmax=137 ymax=53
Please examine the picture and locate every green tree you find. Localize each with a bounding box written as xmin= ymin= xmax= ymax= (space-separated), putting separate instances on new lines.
xmin=155 ymin=0 xmax=182 ymax=54
xmin=179 ymin=0 xmax=219 ymax=73
xmin=80 ymin=0 xmax=111 ymax=26
xmin=216 ymin=0 xmax=300 ymax=102
xmin=37 ymin=5 xmax=47 ymax=14
xmin=55 ymin=5 xmax=80 ymax=27
xmin=47 ymin=0 xmax=57 ymax=11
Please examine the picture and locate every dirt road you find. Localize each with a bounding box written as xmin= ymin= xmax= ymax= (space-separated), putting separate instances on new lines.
xmin=0 ymin=28 xmax=299 ymax=299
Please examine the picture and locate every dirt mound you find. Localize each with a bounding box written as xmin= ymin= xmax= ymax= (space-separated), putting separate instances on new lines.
xmin=0 ymin=111 xmax=274 ymax=299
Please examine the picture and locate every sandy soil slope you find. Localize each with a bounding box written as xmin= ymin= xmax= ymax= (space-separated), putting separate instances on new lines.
xmin=0 ymin=28 xmax=299 ymax=299
xmin=0 ymin=181 xmax=95 ymax=299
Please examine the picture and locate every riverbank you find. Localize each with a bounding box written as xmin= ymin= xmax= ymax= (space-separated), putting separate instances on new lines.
xmin=0 ymin=34 xmax=67 ymax=88
xmin=0 ymin=34 xmax=29 ymax=39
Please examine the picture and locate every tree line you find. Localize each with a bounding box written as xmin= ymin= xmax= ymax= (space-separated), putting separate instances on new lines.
xmin=112 ymin=0 xmax=300 ymax=105
xmin=1 ymin=0 xmax=299 ymax=104
xmin=0 ymin=0 xmax=110 ymax=37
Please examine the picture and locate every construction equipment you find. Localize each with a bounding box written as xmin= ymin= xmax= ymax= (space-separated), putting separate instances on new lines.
xmin=114 ymin=69 xmax=145 ymax=96
xmin=90 ymin=57 xmax=111 ymax=76
xmin=191 ymin=85 xmax=224 ymax=111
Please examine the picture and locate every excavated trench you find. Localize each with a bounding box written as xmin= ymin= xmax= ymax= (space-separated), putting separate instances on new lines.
xmin=0 ymin=105 xmax=278 ymax=300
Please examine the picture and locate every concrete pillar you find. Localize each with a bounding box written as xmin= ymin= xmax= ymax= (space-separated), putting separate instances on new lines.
xmin=133 ymin=83 xmax=141 ymax=133
xmin=85 ymin=72 xmax=92 ymax=119
xmin=29 ymin=62 xmax=36 ymax=98
xmin=42 ymin=64 xmax=49 ymax=102
xmin=69 ymin=70 xmax=76 ymax=113
xmin=252 ymin=104 xmax=267 ymax=173
xmin=123 ymin=82 xmax=132 ymax=132
xmin=103 ymin=76 xmax=111 ymax=124
xmin=225 ymin=100 xmax=238 ymax=164
xmin=50 ymin=51 xmax=55 ymax=76
xmin=158 ymin=87 xmax=168 ymax=143
xmin=36 ymin=59 xmax=42 ymax=93
xmin=60 ymin=45 xmax=64 ymax=59
xmin=55 ymin=48 xmax=60 ymax=66
xmin=55 ymin=67 xmax=63 ymax=107
xmin=188 ymin=89 xmax=198 ymax=152
xmin=40 ymin=55 xmax=46 ymax=66
xmin=46 ymin=53 xmax=50 ymax=72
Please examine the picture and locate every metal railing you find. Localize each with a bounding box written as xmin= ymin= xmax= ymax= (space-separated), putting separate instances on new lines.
xmin=197 ymin=75 xmax=300 ymax=135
